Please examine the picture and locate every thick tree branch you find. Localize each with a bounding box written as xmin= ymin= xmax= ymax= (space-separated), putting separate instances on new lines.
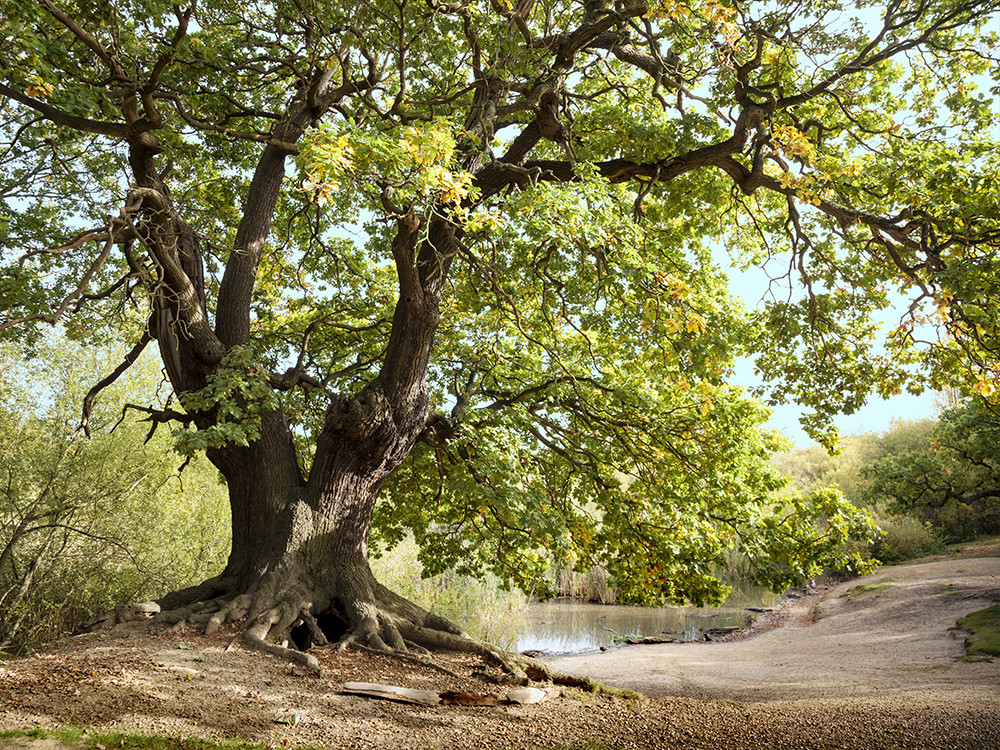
xmin=124 ymin=187 xmax=224 ymax=366
xmin=0 ymin=83 xmax=127 ymax=139
xmin=37 ymin=0 xmax=130 ymax=80
xmin=716 ymin=155 xmax=921 ymax=252
xmin=215 ymin=69 xmax=382 ymax=348
xmin=476 ymin=102 xmax=769 ymax=196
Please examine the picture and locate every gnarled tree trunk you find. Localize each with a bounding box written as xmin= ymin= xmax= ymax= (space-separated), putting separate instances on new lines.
xmin=151 ymin=201 xmax=495 ymax=668
xmin=156 ymin=378 xmax=489 ymax=667
xmin=90 ymin=60 xmax=529 ymax=673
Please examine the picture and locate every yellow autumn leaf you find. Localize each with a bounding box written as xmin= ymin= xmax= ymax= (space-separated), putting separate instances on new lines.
xmin=25 ymin=78 xmax=55 ymax=99
xmin=686 ymin=313 xmax=707 ymax=334
xmin=699 ymin=396 xmax=714 ymax=416
xmin=974 ymin=377 xmax=997 ymax=398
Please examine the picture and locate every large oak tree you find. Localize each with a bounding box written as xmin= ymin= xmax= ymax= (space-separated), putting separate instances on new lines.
xmin=1 ymin=0 xmax=997 ymax=670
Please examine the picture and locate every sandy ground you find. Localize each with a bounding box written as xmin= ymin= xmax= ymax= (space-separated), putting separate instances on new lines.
xmin=1 ymin=552 xmax=999 ymax=750
xmin=549 ymin=554 xmax=1000 ymax=704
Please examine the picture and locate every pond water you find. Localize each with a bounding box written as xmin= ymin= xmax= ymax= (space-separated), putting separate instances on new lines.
xmin=515 ymin=584 xmax=783 ymax=655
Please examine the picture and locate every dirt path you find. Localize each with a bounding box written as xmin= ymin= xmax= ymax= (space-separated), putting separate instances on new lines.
xmin=1 ymin=554 xmax=999 ymax=749
xmin=549 ymin=555 xmax=1000 ymax=703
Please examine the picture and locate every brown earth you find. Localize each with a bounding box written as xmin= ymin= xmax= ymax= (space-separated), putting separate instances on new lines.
xmin=1 ymin=550 xmax=999 ymax=750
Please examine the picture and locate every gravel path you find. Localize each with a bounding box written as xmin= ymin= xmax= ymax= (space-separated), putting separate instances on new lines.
xmin=1 ymin=553 xmax=998 ymax=749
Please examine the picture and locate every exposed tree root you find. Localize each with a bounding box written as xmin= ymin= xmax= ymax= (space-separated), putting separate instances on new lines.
xmin=245 ymin=612 xmax=324 ymax=676
xmin=131 ymin=568 xmax=532 ymax=685
xmin=84 ymin=584 xmax=622 ymax=699
xmin=76 ymin=562 xmax=618 ymax=698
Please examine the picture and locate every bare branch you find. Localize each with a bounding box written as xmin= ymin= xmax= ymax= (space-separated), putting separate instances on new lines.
xmin=79 ymin=333 xmax=152 ymax=438
xmin=0 ymin=232 xmax=116 ymax=332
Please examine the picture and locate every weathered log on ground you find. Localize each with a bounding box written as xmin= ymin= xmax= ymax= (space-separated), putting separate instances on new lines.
xmin=341 ymin=682 xmax=553 ymax=706
xmin=342 ymin=682 xmax=442 ymax=706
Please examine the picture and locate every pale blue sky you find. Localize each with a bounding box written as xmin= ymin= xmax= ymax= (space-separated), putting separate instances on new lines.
xmin=736 ymin=355 xmax=940 ymax=448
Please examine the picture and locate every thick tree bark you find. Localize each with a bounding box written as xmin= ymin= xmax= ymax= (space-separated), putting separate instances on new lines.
xmin=156 ymin=394 xmax=497 ymax=671
xmin=97 ymin=50 xmax=505 ymax=669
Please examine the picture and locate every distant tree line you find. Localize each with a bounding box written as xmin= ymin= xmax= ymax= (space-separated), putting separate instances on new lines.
xmin=773 ymin=400 xmax=1000 ymax=561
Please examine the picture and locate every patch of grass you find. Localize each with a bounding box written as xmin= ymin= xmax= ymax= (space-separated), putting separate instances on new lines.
xmin=956 ymin=605 xmax=1000 ymax=659
xmin=938 ymin=583 xmax=963 ymax=598
xmin=0 ymin=729 xmax=281 ymax=750
xmin=558 ymin=676 xmax=647 ymax=703
xmin=840 ymin=581 xmax=892 ymax=600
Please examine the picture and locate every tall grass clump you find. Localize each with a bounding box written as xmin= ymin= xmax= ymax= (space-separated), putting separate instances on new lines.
xmin=545 ymin=564 xmax=618 ymax=603
xmin=371 ymin=537 xmax=528 ymax=649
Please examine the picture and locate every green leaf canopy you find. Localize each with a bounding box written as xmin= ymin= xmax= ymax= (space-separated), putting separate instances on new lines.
xmin=1 ymin=0 xmax=997 ymax=605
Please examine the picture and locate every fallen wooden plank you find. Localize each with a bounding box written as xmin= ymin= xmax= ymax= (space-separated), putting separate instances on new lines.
xmin=505 ymin=687 xmax=548 ymax=705
xmin=342 ymin=681 xmax=553 ymax=708
xmin=342 ymin=681 xmax=441 ymax=706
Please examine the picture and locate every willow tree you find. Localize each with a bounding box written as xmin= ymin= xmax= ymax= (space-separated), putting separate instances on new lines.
xmin=1 ymin=0 xmax=997 ymax=664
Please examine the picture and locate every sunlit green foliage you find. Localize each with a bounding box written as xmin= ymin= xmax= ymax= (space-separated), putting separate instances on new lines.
xmin=1 ymin=0 xmax=997 ymax=611
xmin=865 ymin=507 xmax=942 ymax=563
xmin=0 ymin=335 xmax=229 ymax=653
xmin=173 ymin=346 xmax=280 ymax=456
xmin=864 ymin=400 xmax=1000 ymax=542
xmin=772 ymin=419 xmax=938 ymax=508
xmin=773 ymin=404 xmax=999 ymax=561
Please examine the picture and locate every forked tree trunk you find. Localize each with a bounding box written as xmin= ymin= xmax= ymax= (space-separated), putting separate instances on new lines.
xmin=158 ymin=411 xmax=468 ymax=656
xmin=125 ymin=99 xmax=498 ymax=664
xmin=155 ymin=307 xmax=478 ymax=660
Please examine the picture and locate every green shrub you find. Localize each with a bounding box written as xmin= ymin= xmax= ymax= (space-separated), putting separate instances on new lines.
xmin=916 ymin=501 xmax=1000 ymax=545
xmin=0 ymin=337 xmax=230 ymax=654
xmin=0 ymin=421 xmax=230 ymax=653
xmin=868 ymin=505 xmax=942 ymax=563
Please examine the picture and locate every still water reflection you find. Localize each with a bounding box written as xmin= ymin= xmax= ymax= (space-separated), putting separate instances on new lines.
xmin=516 ymin=585 xmax=782 ymax=655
